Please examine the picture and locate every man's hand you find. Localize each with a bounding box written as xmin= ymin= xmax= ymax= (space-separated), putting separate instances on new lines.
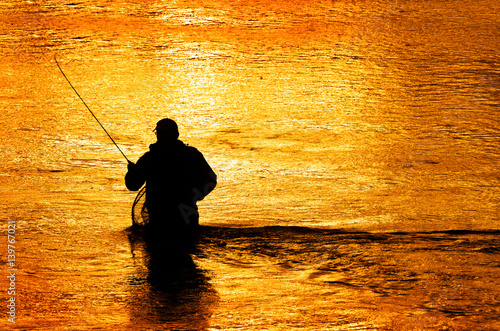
xmin=125 ymin=161 xmax=145 ymax=191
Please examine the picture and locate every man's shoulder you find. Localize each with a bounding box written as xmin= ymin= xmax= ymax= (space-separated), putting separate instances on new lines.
xmin=136 ymin=150 xmax=153 ymax=167
xmin=144 ymin=140 xmax=204 ymax=160
xmin=175 ymin=141 xmax=200 ymax=154
xmin=183 ymin=144 xmax=201 ymax=154
xmin=180 ymin=144 xmax=210 ymax=167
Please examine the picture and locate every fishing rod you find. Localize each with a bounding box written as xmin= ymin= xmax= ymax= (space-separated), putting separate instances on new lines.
xmin=54 ymin=55 xmax=131 ymax=164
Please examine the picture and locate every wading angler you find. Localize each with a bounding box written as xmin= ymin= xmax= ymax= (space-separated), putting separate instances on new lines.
xmin=125 ymin=118 xmax=217 ymax=245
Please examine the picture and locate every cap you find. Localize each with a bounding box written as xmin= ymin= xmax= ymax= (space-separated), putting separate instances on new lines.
xmin=154 ymin=118 xmax=178 ymax=134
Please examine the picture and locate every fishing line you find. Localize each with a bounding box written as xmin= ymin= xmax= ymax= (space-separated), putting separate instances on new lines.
xmin=54 ymin=54 xmax=131 ymax=163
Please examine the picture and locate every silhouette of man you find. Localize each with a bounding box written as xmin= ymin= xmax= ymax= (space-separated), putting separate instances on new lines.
xmin=125 ymin=118 xmax=216 ymax=239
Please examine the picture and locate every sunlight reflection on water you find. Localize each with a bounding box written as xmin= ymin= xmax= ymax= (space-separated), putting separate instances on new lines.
xmin=0 ymin=0 xmax=499 ymax=329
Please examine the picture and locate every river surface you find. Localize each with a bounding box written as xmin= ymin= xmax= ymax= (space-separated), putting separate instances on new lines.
xmin=0 ymin=0 xmax=499 ymax=330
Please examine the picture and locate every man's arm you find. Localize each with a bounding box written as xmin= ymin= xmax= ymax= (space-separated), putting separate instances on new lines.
xmin=191 ymin=149 xmax=217 ymax=200
xmin=125 ymin=161 xmax=146 ymax=191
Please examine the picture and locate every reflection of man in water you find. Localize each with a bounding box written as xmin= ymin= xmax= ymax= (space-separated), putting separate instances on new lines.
xmin=125 ymin=118 xmax=216 ymax=240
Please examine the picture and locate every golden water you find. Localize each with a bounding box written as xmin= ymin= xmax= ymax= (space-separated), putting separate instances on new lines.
xmin=0 ymin=0 xmax=499 ymax=329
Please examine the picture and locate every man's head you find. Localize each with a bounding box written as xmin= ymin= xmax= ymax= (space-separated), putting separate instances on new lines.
xmin=154 ymin=118 xmax=179 ymax=141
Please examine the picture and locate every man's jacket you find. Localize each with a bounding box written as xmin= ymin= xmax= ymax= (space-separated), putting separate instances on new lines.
xmin=125 ymin=139 xmax=216 ymax=228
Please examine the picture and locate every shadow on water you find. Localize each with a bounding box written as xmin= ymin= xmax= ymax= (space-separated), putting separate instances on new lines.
xmin=125 ymin=227 xmax=219 ymax=330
